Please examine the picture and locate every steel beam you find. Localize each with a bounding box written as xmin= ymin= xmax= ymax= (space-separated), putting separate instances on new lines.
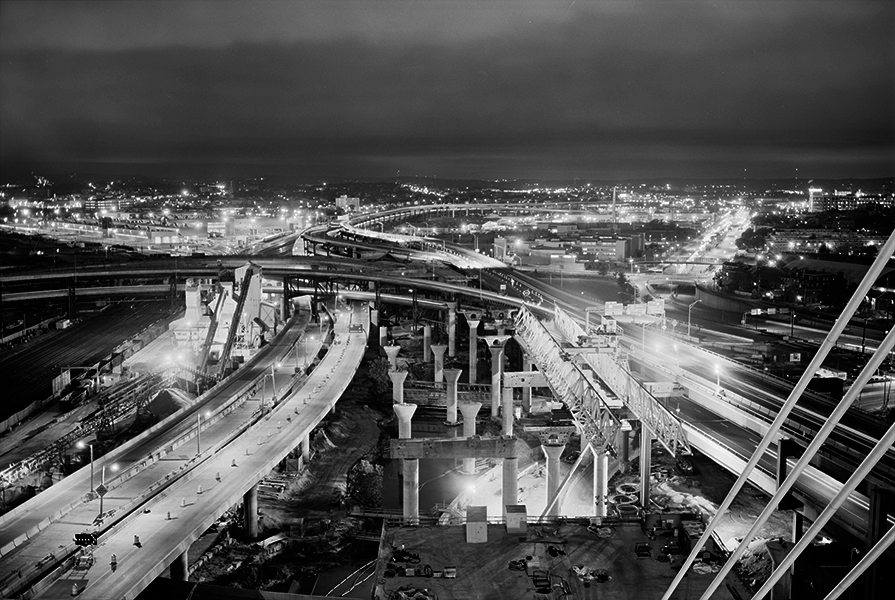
xmin=390 ymin=436 xmax=518 ymax=459
xmin=515 ymin=306 xmax=622 ymax=455
xmin=553 ymin=306 xmax=690 ymax=456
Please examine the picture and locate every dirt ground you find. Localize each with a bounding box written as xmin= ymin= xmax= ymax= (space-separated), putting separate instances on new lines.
xmin=187 ymin=398 xmax=390 ymax=589
xmin=262 ymin=401 xmax=386 ymax=527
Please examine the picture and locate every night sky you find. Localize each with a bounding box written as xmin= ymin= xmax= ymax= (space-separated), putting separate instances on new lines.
xmin=1 ymin=0 xmax=893 ymax=182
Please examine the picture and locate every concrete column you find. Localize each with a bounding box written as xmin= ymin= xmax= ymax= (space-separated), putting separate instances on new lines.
xmin=369 ymin=308 xmax=380 ymax=346
xmin=502 ymin=457 xmax=518 ymax=515
xmin=543 ymin=444 xmax=566 ymax=518
xmin=169 ymin=550 xmax=189 ymax=581
xmin=639 ymin=426 xmax=652 ymax=508
xmin=489 ymin=344 xmax=505 ymax=417
xmin=244 ymin=483 xmax=258 ymax=539
xmin=281 ymin=293 xmax=289 ymax=323
xmin=502 ymin=387 xmax=514 ymax=436
xmin=431 ymin=345 xmax=447 ymax=382
xmin=384 ymin=345 xmax=400 ymax=371
xmin=394 ymin=403 xmax=419 ymax=524
xmin=404 ymin=459 xmax=420 ymax=524
xmin=301 ymin=434 xmax=310 ymax=463
xmin=497 ymin=321 xmax=506 ymax=336
xmin=459 ymin=402 xmax=482 ymax=474
xmin=394 ymin=402 xmax=417 ymax=439
xmin=446 ymin=302 xmax=458 ymax=357
xmin=389 ymin=371 xmax=408 ymax=404
xmin=467 ymin=320 xmax=480 ymax=383
xmin=379 ymin=325 xmax=388 ymax=349
xmin=594 ymin=451 xmax=609 ymax=517
xmin=521 ymin=354 xmax=533 ymax=414
xmin=444 ymin=369 xmax=462 ymax=425
xmin=620 ymin=429 xmax=630 ymax=474
xmin=423 ymin=325 xmax=432 ymax=362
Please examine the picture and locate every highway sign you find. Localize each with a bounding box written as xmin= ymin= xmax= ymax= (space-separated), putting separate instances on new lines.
xmin=627 ymin=304 xmax=646 ymax=316
xmin=95 ymin=484 xmax=107 ymax=498
xmin=604 ymin=301 xmax=623 ymax=316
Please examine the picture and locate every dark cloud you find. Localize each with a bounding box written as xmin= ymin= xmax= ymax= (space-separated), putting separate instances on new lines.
xmin=1 ymin=1 xmax=892 ymax=180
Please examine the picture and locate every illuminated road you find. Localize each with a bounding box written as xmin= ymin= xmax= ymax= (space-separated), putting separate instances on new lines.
xmin=37 ymin=306 xmax=366 ymax=600
xmin=0 ymin=313 xmax=323 ymax=598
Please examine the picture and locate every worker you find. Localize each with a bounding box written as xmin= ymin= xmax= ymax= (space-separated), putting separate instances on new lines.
xmin=110 ymin=553 xmax=117 ymax=572
xmin=133 ymin=535 xmax=142 ymax=547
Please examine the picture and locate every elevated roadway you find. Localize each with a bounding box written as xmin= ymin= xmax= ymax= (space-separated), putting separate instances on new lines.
xmin=36 ymin=306 xmax=367 ymax=600
xmin=0 ymin=312 xmax=324 ymax=598
xmin=2 ymin=231 xmax=889 ymax=566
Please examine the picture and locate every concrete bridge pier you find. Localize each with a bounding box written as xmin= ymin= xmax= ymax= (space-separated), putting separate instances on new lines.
xmin=301 ymin=434 xmax=311 ymax=463
xmin=488 ymin=343 xmax=505 ymax=418
xmin=423 ymin=325 xmax=432 ymax=362
xmin=385 ymin=345 xmax=400 ymax=370
xmin=432 ymin=345 xmax=447 ymax=382
xmin=444 ymin=369 xmax=462 ymax=425
xmin=639 ymin=425 xmax=652 ymax=508
xmin=394 ymin=403 xmax=419 ymax=524
xmin=170 ymin=550 xmax=189 ymax=581
xmin=594 ymin=451 xmax=609 ymax=517
xmin=459 ymin=402 xmax=482 ymax=474
xmin=502 ymin=387 xmax=514 ymax=436
xmin=542 ymin=443 xmax=566 ymax=518
xmin=502 ymin=456 xmax=518 ymax=516
xmin=244 ymin=483 xmax=259 ymax=539
xmin=369 ymin=308 xmax=380 ymax=346
xmin=389 ymin=371 xmax=407 ymax=404
xmin=446 ymin=302 xmax=457 ymax=357
xmin=521 ymin=354 xmax=534 ymax=414
xmin=467 ymin=320 xmax=481 ymax=383
xmin=620 ymin=429 xmax=630 ymax=474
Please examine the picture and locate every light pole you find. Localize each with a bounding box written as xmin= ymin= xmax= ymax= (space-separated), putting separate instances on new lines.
xmin=77 ymin=441 xmax=94 ymax=493
xmin=715 ymin=364 xmax=721 ymax=389
xmin=687 ymin=300 xmax=702 ymax=337
xmin=629 ymin=257 xmax=634 ymax=274
xmin=98 ymin=463 xmax=118 ymax=516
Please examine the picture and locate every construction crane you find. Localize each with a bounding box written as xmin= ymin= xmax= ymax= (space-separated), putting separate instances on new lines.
xmin=214 ymin=266 xmax=256 ymax=376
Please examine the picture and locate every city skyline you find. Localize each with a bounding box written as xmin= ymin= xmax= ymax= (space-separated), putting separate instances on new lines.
xmin=1 ymin=0 xmax=893 ymax=182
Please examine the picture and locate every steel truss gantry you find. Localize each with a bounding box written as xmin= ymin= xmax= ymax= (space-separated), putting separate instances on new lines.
xmin=514 ymin=306 xmax=622 ymax=455
xmin=553 ymin=306 xmax=690 ymax=456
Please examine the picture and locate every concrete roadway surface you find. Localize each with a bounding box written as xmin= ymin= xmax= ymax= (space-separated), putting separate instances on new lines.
xmin=44 ymin=305 xmax=367 ymax=600
xmin=629 ymin=326 xmax=893 ymax=481
xmin=0 ymin=312 xmax=322 ymax=597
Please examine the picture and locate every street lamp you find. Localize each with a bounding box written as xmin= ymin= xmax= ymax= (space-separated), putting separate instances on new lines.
xmin=77 ymin=440 xmax=94 ymax=493
xmin=715 ymin=364 xmax=721 ymax=389
xmin=629 ymin=257 xmax=634 ymax=274
xmin=98 ymin=463 xmax=118 ymax=516
xmin=687 ymin=300 xmax=702 ymax=337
